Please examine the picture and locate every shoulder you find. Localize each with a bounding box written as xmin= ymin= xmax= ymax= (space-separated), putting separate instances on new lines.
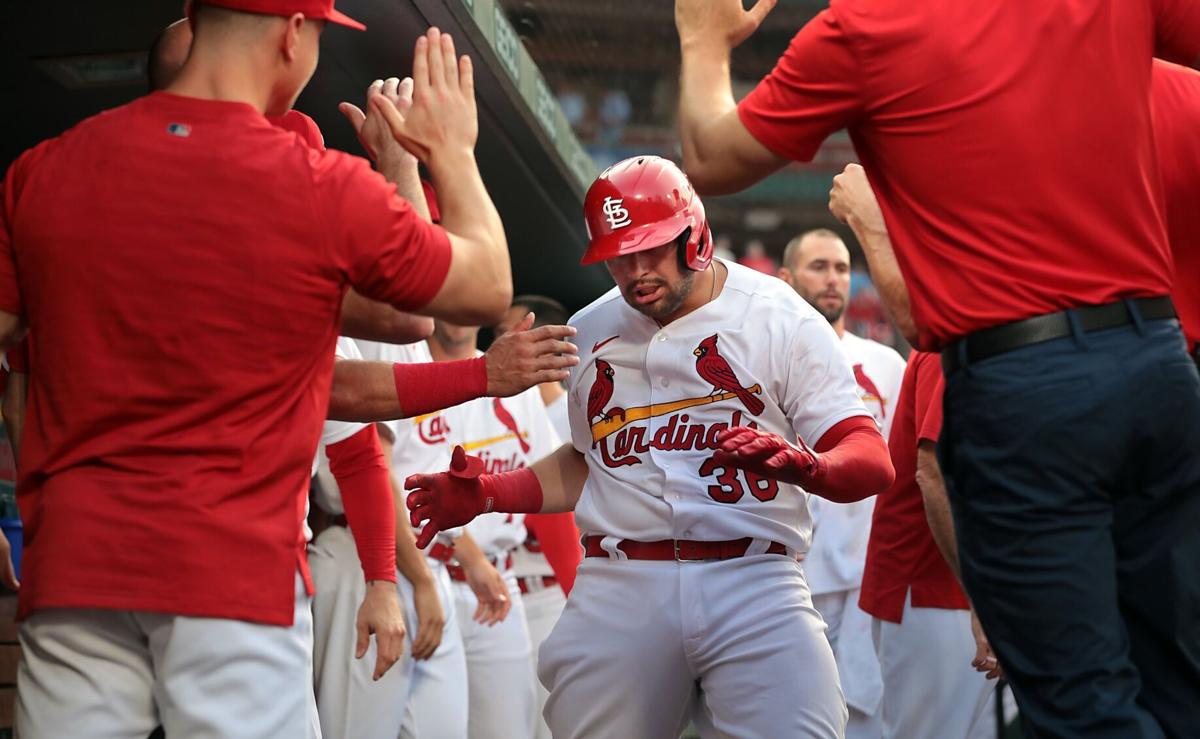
xmin=567 ymin=286 xmax=626 ymax=342
xmin=722 ymin=260 xmax=825 ymax=330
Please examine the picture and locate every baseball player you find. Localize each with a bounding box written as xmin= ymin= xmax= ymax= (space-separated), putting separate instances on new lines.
xmin=424 ymin=318 xmax=562 ymax=739
xmin=0 ymin=2 xmax=515 ymax=733
xmin=494 ymin=299 xmax=583 ymax=739
xmin=859 ymin=350 xmax=1001 ymax=739
xmin=778 ymin=230 xmax=905 ymax=739
xmin=674 ymin=0 xmax=1200 ymax=734
xmin=407 ymin=156 xmax=895 ymax=739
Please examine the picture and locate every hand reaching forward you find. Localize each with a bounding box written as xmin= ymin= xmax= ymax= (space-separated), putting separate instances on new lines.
xmin=370 ymin=28 xmax=478 ymax=166
xmin=406 ymin=446 xmax=491 ymax=549
xmin=485 ymin=312 xmax=579 ymax=397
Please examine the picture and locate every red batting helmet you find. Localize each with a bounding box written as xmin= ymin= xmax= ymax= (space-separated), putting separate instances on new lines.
xmin=581 ymin=156 xmax=713 ymax=271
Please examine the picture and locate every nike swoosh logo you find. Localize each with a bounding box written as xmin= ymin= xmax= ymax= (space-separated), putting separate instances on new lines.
xmin=592 ymin=335 xmax=620 ymax=353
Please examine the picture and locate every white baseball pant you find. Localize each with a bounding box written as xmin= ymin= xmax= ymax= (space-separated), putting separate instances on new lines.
xmin=17 ymin=574 xmax=317 ymax=739
xmin=521 ymin=581 xmax=567 ymax=739
xmin=871 ymin=591 xmax=997 ymax=739
xmin=538 ymin=554 xmax=846 ymax=739
xmin=401 ymin=562 xmax=469 ymax=739
xmin=453 ymin=573 xmax=537 ymax=739
xmin=310 ymin=525 xmax=415 ymax=739
xmin=812 ymin=589 xmax=883 ymax=739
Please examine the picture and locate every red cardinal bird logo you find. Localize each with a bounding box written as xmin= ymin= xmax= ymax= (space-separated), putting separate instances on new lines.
xmin=693 ymin=335 xmax=765 ymax=416
xmin=491 ymin=398 xmax=531 ymax=453
xmin=587 ymin=359 xmax=617 ymax=422
xmin=852 ymin=363 xmax=887 ymax=420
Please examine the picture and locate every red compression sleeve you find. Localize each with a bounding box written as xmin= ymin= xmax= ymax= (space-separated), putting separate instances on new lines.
xmin=808 ymin=416 xmax=896 ymax=504
xmin=525 ymin=513 xmax=582 ymax=595
xmin=327 ymin=425 xmax=398 ymax=583
xmin=479 ymin=466 xmax=544 ymax=515
xmin=393 ymin=357 xmax=488 ymax=418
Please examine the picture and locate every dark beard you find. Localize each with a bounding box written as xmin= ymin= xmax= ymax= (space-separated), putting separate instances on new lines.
xmin=624 ymin=271 xmax=696 ymax=321
xmin=817 ymin=302 xmax=845 ymax=325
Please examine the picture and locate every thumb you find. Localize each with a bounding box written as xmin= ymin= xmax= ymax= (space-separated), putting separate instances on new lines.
xmin=746 ymin=0 xmax=778 ymax=27
xmin=338 ymin=102 xmax=366 ymax=133
xmin=450 ymin=445 xmax=468 ymax=472
xmin=355 ymin=620 xmax=370 ymax=659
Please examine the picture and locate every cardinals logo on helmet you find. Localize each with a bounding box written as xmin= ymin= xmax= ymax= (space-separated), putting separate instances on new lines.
xmin=693 ymin=335 xmax=765 ymax=416
xmin=602 ymin=197 xmax=632 ymax=229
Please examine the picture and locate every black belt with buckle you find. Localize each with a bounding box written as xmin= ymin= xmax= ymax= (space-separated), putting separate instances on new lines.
xmin=941 ymin=296 xmax=1177 ymax=374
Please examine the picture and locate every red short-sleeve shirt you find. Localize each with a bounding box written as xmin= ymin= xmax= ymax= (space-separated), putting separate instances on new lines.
xmin=0 ymin=92 xmax=451 ymax=625
xmin=860 ymin=351 xmax=967 ymax=623
xmin=1151 ymin=60 xmax=1200 ymax=350
xmin=739 ymin=0 xmax=1200 ymax=349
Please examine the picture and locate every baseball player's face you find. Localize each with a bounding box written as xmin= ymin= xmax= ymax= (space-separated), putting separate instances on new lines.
xmin=605 ymin=242 xmax=696 ymax=322
xmin=786 ymin=237 xmax=851 ymax=324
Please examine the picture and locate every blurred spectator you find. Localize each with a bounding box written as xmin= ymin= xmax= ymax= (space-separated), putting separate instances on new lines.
xmin=597 ymin=89 xmax=632 ymax=147
xmin=845 ymin=270 xmax=898 ymax=348
xmin=556 ymin=84 xmax=587 ymax=130
xmin=738 ymin=240 xmax=777 ymax=275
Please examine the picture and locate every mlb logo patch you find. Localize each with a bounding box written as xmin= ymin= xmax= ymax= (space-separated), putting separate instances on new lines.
xmin=166 ymin=122 xmax=191 ymax=138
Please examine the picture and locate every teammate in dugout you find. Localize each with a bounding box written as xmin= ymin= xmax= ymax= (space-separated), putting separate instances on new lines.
xmin=404 ymin=156 xmax=895 ymax=739
xmin=778 ymin=230 xmax=905 ymax=739
xmin=0 ymin=0 xmax=516 ymax=734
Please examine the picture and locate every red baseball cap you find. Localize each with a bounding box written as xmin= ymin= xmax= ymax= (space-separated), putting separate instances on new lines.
xmin=198 ymin=0 xmax=365 ymax=30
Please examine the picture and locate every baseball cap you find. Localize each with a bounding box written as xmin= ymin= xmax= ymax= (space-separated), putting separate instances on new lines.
xmin=198 ymin=0 xmax=365 ymax=31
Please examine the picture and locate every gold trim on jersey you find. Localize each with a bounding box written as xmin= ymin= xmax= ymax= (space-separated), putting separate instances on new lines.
xmin=461 ymin=431 xmax=530 ymax=452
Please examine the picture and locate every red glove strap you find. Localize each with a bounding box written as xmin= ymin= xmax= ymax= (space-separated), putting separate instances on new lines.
xmin=326 ymin=426 xmax=398 ymax=583
xmin=393 ymin=356 xmax=488 ymax=418
xmin=524 ymin=513 xmax=582 ymax=595
xmin=806 ymin=416 xmax=896 ymax=503
xmin=478 ymin=466 xmax=544 ymax=515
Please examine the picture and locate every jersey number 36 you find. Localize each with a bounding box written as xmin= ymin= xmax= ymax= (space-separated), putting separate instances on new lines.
xmin=698 ymin=455 xmax=779 ymax=504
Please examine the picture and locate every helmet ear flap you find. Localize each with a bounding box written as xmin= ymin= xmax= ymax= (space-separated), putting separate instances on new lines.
xmin=689 ymin=223 xmax=714 ymax=271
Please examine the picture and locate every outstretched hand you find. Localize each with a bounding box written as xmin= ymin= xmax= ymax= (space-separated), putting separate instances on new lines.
xmin=370 ymin=28 xmax=478 ymax=166
xmin=340 ymin=77 xmax=417 ymax=171
xmin=485 ymin=312 xmax=579 ymax=397
xmin=675 ymin=0 xmax=777 ymax=52
xmin=406 ymin=446 xmax=490 ymax=549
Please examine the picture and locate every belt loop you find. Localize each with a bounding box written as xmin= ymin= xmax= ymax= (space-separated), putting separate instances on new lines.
xmin=1124 ymin=298 xmax=1147 ymax=337
xmin=744 ymin=538 xmax=770 ymax=556
xmin=1065 ymin=309 xmax=1088 ymax=350
xmin=600 ymin=535 xmax=626 ymax=561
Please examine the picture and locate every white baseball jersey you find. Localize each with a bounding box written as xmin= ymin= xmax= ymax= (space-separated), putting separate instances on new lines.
xmin=353 ymin=339 xmax=463 ymax=543
xmin=453 ymin=380 xmax=561 ymax=558
xmin=804 ymin=331 xmax=906 ymax=595
xmin=545 ymin=391 xmax=571 ymax=446
xmin=564 ymin=259 xmax=870 ymax=552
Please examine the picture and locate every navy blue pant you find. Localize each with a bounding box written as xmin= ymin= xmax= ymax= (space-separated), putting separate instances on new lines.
xmin=940 ymin=316 xmax=1200 ymax=738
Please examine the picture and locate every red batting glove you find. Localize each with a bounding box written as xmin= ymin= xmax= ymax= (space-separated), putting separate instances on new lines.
xmin=405 ymin=446 xmax=543 ymax=548
xmin=713 ymin=427 xmax=827 ymax=488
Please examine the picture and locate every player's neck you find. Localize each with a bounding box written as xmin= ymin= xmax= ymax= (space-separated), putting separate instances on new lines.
xmin=832 ymin=320 xmax=846 ymax=339
xmin=166 ymin=48 xmax=278 ymax=114
xmin=657 ymin=261 xmax=726 ymax=327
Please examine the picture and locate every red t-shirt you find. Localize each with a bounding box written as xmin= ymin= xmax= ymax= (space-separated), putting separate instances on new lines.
xmin=1151 ymin=60 xmax=1200 ymax=350
xmin=0 ymin=92 xmax=452 ymax=625
xmin=738 ymin=0 xmax=1200 ymax=349
xmin=859 ymin=351 xmax=967 ymax=623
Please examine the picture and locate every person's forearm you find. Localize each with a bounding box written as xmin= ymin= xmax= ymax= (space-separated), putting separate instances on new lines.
xmin=530 ymin=442 xmax=589 ymax=513
xmin=340 ymin=290 xmax=435 ymax=344
xmin=807 ymin=416 xmax=896 ymax=503
xmin=916 ymin=442 xmax=961 ymax=582
xmin=678 ymin=42 xmax=739 ymax=191
xmin=450 ymin=530 xmax=488 ymax=567
xmin=425 ymin=149 xmax=510 ymax=302
xmin=849 ymin=223 xmax=918 ymax=345
xmin=328 ymin=426 xmax=399 ymax=584
xmin=2 ymin=371 xmax=26 ymax=465
xmin=328 ymin=358 xmax=487 ymax=422
xmin=377 ymin=155 xmax=432 ymax=223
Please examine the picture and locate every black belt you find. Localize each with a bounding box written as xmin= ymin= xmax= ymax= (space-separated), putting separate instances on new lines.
xmin=941 ymin=296 xmax=1176 ymax=374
